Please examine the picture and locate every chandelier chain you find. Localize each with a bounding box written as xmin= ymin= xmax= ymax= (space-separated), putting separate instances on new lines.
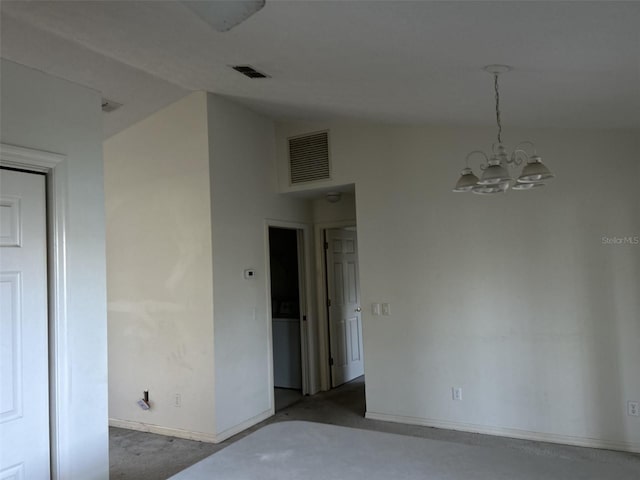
xmin=494 ymin=73 xmax=502 ymax=144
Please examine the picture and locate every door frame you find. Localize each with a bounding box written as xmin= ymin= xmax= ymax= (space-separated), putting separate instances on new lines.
xmin=314 ymin=220 xmax=357 ymax=391
xmin=1 ymin=143 xmax=69 ymax=480
xmin=264 ymin=220 xmax=316 ymax=407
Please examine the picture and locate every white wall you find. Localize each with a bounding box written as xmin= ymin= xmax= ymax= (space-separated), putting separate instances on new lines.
xmin=0 ymin=59 xmax=109 ymax=478
xmin=207 ymin=95 xmax=312 ymax=439
xmin=104 ymin=92 xmax=314 ymax=443
xmin=104 ymin=92 xmax=217 ymax=439
xmin=276 ymin=121 xmax=640 ymax=452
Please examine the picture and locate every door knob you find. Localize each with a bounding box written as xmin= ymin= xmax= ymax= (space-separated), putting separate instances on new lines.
xmin=355 ymin=307 xmax=362 ymax=312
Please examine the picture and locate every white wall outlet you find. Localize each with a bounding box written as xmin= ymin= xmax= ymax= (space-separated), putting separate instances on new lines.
xmin=628 ymin=401 xmax=639 ymax=416
xmin=452 ymin=387 xmax=463 ymax=401
xmin=381 ymin=303 xmax=391 ymax=316
xmin=371 ymin=303 xmax=381 ymax=315
xmin=175 ymin=393 xmax=182 ymax=407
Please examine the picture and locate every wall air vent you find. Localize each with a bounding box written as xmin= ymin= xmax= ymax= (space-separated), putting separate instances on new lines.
xmin=231 ymin=65 xmax=270 ymax=79
xmin=101 ymin=98 xmax=122 ymax=113
xmin=288 ymin=131 xmax=330 ymax=185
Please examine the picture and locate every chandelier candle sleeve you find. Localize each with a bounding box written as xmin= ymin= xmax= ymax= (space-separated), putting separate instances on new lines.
xmin=453 ymin=65 xmax=554 ymax=195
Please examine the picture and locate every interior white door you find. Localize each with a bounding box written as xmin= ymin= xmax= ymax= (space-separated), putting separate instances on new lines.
xmin=0 ymin=169 xmax=50 ymax=479
xmin=326 ymin=228 xmax=364 ymax=388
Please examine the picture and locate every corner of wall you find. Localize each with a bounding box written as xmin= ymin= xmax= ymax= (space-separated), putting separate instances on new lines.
xmin=104 ymin=90 xmax=216 ymax=439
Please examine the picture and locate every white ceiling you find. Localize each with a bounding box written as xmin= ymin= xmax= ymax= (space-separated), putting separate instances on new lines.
xmin=2 ymin=1 xmax=639 ymax=138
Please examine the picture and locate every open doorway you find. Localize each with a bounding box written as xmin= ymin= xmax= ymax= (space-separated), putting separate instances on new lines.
xmin=268 ymin=226 xmax=305 ymax=411
xmin=310 ymin=187 xmax=363 ymax=392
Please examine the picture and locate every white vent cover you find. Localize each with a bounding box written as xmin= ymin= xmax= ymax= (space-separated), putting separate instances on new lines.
xmin=288 ymin=131 xmax=330 ymax=184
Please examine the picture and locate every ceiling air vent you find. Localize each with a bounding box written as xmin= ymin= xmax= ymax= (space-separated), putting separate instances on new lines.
xmin=288 ymin=131 xmax=330 ymax=185
xmin=101 ymin=98 xmax=122 ymax=113
xmin=231 ymin=65 xmax=270 ymax=79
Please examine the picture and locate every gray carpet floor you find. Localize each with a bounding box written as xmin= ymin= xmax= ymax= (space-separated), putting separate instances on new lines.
xmin=169 ymin=421 xmax=640 ymax=479
xmin=110 ymin=377 xmax=640 ymax=479
xmin=274 ymin=387 xmax=303 ymax=411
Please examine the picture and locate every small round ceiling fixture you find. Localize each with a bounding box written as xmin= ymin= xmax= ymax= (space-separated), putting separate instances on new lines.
xmin=483 ymin=64 xmax=513 ymax=75
xmin=326 ymin=192 xmax=342 ymax=203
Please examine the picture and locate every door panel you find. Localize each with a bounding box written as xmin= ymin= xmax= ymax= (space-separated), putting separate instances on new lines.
xmin=348 ymin=316 xmax=361 ymax=362
xmin=346 ymin=262 xmax=357 ymax=303
xmin=0 ymin=169 xmax=49 ymax=479
xmin=326 ymin=228 xmax=364 ymax=387
xmin=336 ymin=320 xmax=347 ymax=368
xmin=0 ymin=272 xmax=22 ymax=423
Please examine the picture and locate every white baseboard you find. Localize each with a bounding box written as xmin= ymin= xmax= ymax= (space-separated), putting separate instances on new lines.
xmin=109 ymin=418 xmax=218 ymax=443
xmin=110 ymin=407 xmax=275 ymax=444
xmin=365 ymin=411 xmax=640 ymax=454
xmin=213 ymin=408 xmax=274 ymax=443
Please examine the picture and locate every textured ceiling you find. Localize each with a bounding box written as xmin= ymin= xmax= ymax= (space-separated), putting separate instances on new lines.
xmin=1 ymin=1 xmax=639 ymax=138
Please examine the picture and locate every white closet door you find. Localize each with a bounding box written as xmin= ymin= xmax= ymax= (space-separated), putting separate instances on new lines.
xmin=0 ymin=169 xmax=50 ymax=479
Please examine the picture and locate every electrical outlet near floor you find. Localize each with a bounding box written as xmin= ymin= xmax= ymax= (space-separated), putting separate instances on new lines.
xmin=628 ymin=401 xmax=639 ymax=417
xmin=452 ymin=387 xmax=463 ymax=401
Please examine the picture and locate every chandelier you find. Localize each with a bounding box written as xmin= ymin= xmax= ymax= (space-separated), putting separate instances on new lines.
xmin=453 ymin=65 xmax=554 ymax=195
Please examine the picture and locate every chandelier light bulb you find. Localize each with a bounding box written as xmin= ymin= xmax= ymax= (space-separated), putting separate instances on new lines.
xmin=512 ymin=182 xmax=545 ymax=191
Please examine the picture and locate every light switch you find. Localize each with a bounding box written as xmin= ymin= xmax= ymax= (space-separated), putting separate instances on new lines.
xmin=371 ymin=303 xmax=381 ymax=316
xmin=381 ymin=303 xmax=391 ymax=316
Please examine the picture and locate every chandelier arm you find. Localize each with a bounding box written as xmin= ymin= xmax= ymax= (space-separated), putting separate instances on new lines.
xmin=510 ymin=151 xmax=527 ymax=166
xmin=510 ymin=141 xmax=538 ymax=166
xmin=513 ymin=140 xmax=537 ymax=154
xmin=465 ymin=150 xmax=490 ymax=170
